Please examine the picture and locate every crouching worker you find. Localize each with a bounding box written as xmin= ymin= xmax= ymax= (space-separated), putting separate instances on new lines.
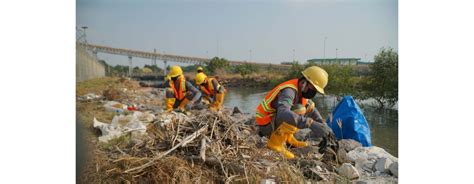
xmin=255 ymin=66 xmax=335 ymax=159
xmin=195 ymin=72 xmax=225 ymax=111
xmin=164 ymin=65 xmax=201 ymax=112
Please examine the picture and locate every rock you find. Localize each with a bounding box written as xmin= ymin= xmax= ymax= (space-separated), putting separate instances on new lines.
xmin=347 ymin=146 xmax=398 ymax=163
xmin=232 ymin=106 xmax=242 ymax=114
xmin=374 ymin=171 xmax=381 ymax=176
xmin=363 ymin=160 xmax=376 ymax=172
xmin=375 ymin=157 xmax=393 ymax=173
xmin=356 ymin=177 xmax=398 ymax=184
xmin=339 ymin=139 xmax=362 ymax=152
xmin=355 ymin=157 xmax=376 ymax=174
xmin=389 ymin=162 xmax=398 ymax=177
xmin=308 ymin=167 xmax=328 ymax=181
xmin=337 ymin=163 xmax=360 ymax=180
xmin=337 ymin=147 xmax=351 ymax=163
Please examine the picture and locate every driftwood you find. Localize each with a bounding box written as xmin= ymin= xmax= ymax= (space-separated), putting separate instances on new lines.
xmin=200 ymin=137 xmax=207 ymax=161
xmin=124 ymin=125 xmax=208 ymax=173
xmin=96 ymin=109 xmax=346 ymax=183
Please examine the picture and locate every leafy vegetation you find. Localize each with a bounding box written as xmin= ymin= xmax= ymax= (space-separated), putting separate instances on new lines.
xmin=233 ymin=62 xmax=260 ymax=78
xmin=206 ymin=57 xmax=230 ymax=74
xmin=366 ymin=47 xmax=398 ymax=108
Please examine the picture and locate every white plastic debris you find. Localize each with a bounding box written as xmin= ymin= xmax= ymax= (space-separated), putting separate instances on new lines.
xmin=103 ymin=101 xmax=127 ymax=113
xmin=156 ymin=111 xmax=189 ymax=127
xmin=78 ymin=93 xmax=102 ymax=102
xmin=93 ymin=111 xmax=154 ymax=143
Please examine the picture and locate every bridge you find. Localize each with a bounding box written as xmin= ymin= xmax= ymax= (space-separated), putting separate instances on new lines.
xmin=79 ymin=43 xmax=291 ymax=76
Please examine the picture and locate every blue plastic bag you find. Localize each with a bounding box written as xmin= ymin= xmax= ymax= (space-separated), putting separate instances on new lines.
xmin=326 ymin=96 xmax=372 ymax=146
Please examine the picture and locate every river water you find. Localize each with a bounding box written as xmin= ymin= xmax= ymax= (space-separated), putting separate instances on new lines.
xmin=224 ymin=87 xmax=398 ymax=157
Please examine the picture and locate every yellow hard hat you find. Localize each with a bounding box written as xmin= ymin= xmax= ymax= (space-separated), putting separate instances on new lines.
xmin=169 ymin=65 xmax=183 ymax=78
xmin=197 ymin=66 xmax=204 ymax=72
xmin=195 ymin=72 xmax=207 ymax=85
xmin=301 ymin=66 xmax=328 ymax=94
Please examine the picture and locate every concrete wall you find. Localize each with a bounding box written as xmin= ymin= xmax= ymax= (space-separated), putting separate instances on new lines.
xmin=76 ymin=43 xmax=106 ymax=82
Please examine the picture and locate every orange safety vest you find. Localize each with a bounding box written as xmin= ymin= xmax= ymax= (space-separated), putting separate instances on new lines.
xmin=199 ymin=77 xmax=220 ymax=97
xmin=169 ymin=76 xmax=187 ymax=100
xmin=255 ymin=79 xmax=307 ymax=126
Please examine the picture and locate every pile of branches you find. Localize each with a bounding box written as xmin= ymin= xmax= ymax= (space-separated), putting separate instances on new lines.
xmin=93 ymin=110 xmax=343 ymax=183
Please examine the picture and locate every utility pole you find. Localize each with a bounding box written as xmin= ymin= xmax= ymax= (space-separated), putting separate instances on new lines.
xmin=336 ymin=48 xmax=338 ymax=59
xmin=249 ymin=50 xmax=252 ymax=61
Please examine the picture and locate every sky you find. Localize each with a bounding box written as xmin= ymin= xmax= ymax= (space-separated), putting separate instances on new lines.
xmin=77 ymin=0 xmax=398 ymax=67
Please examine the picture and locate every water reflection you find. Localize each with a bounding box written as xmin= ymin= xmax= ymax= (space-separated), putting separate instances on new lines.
xmin=223 ymin=87 xmax=398 ymax=157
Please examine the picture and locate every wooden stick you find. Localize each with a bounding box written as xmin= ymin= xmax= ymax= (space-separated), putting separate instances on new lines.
xmin=124 ymin=125 xmax=208 ymax=173
xmin=244 ymin=162 xmax=250 ymax=184
xmin=172 ymin=119 xmax=181 ymax=147
xmin=200 ymin=137 xmax=207 ymax=162
xmin=210 ymin=117 xmax=218 ymax=139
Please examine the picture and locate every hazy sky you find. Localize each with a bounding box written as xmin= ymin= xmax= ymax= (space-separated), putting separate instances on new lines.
xmin=77 ymin=0 xmax=397 ymax=67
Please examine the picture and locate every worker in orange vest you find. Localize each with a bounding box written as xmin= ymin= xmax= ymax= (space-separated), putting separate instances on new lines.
xmin=255 ymin=66 xmax=335 ymax=159
xmin=195 ymin=72 xmax=226 ymax=111
xmin=164 ymin=65 xmax=202 ymax=112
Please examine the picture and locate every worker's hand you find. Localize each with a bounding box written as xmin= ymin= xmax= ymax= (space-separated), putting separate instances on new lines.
xmin=185 ymin=102 xmax=193 ymax=110
xmin=309 ymin=121 xmax=333 ymax=139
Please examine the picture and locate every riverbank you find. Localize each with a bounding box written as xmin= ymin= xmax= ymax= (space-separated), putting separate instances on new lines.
xmin=182 ymin=71 xmax=285 ymax=88
xmin=76 ymin=77 xmax=398 ymax=183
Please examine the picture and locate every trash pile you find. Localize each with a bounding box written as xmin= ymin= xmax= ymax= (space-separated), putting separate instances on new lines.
xmin=90 ymin=108 xmax=398 ymax=183
xmin=77 ymin=78 xmax=398 ymax=183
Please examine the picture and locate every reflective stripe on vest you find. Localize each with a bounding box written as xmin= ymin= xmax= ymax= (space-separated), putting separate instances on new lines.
xmin=255 ymin=79 xmax=307 ymax=126
xmin=169 ymin=76 xmax=187 ymax=100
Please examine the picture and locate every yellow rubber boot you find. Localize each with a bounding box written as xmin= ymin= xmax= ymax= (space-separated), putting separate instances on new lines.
xmin=215 ymin=92 xmax=225 ymax=110
xmin=166 ymin=98 xmax=176 ymax=112
xmin=178 ymin=98 xmax=190 ymax=111
xmin=287 ymin=133 xmax=308 ymax=148
xmin=267 ymin=124 xmax=295 ymax=159
xmin=209 ymin=103 xmax=218 ymax=111
xmin=280 ymin=122 xmax=308 ymax=148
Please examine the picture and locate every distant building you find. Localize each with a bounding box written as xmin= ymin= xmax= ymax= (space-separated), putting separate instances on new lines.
xmin=280 ymin=61 xmax=297 ymax=65
xmin=356 ymin=61 xmax=371 ymax=66
xmin=307 ymin=58 xmax=361 ymax=65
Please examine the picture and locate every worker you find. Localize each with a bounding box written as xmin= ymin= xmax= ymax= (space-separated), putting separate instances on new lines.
xmin=164 ymin=65 xmax=202 ymax=112
xmin=195 ymin=72 xmax=225 ymax=111
xmin=197 ymin=66 xmax=205 ymax=74
xmin=255 ymin=66 xmax=335 ymax=159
